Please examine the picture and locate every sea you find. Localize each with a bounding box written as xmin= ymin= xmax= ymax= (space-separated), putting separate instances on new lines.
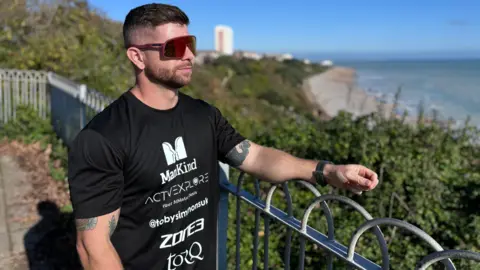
xmin=332 ymin=59 xmax=480 ymax=127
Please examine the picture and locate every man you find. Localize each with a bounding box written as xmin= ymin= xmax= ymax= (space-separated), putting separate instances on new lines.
xmin=67 ymin=3 xmax=378 ymax=270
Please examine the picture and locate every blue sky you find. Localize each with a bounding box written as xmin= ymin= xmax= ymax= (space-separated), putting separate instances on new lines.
xmin=88 ymin=0 xmax=480 ymax=60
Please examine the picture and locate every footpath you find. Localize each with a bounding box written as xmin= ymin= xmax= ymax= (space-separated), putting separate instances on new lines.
xmin=0 ymin=155 xmax=32 ymax=269
xmin=0 ymin=155 xmax=32 ymax=270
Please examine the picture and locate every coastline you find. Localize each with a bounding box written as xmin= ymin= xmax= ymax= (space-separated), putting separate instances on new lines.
xmin=303 ymin=66 xmax=395 ymax=120
xmin=303 ymin=66 xmax=464 ymax=128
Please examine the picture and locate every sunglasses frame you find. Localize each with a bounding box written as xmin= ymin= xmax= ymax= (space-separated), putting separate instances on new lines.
xmin=129 ymin=35 xmax=197 ymax=60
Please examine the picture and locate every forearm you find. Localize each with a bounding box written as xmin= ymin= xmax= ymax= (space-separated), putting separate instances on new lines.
xmin=75 ymin=210 xmax=123 ymax=270
xmin=77 ymin=240 xmax=123 ymax=270
xmin=226 ymin=140 xmax=379 ymax=193
xmin=245 ymin=146 xmax=318 ymax=184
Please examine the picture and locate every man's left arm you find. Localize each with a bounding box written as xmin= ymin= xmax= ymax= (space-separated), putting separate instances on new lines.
xmin=224 ymin=139 xmax=379 ymax=193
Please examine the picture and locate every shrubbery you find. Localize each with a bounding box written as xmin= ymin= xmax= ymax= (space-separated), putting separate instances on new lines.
xmin=227 ymin=109 xmax=480 ymax=269
xmin=0 ymin=105 xmax=68 ymax=183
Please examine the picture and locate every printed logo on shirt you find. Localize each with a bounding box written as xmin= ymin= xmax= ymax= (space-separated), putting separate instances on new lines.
xmin=149 ymin=197 xmax=208 ymax=229
xmin=159 ymin=218 xmax=204 ymax=249
xmin=145 ymin=173 xmax=209 ymax=205
xmin=163 ymin=136 xmax=187 ymax=166
xmin=166 ymin=241 xmax=204 ymax=270
xmin=160 ymin=158 xmax=197 ymax=185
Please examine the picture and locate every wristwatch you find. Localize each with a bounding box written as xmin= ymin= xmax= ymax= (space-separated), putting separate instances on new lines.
xmin=312 ymin=160 xmax=333 ymax=187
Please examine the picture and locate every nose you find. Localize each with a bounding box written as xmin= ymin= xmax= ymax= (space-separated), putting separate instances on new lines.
xmin=182 ymin=46 xmax=195 ymax=61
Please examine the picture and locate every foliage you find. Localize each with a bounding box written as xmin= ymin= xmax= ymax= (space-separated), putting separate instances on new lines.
xmin=1 ymin=0 xmax=479 ymax=269
xmin=0 ymin=105 xmax=68 ymax=183
xmin=227 ymin=108 xmax=480 ymax=269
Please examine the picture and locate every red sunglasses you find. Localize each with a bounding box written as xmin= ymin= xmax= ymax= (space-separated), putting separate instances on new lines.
xmin=129 ymin=35 xmax=197 ymax=59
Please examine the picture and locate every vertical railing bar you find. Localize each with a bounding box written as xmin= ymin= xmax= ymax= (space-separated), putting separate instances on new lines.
xmin=235 ymin=172 xmax=245 ymax=270
xmin=252 ymin=179 xmax=260 ymax=270
xmin=217 ymin=162 xmax=229 ymax=270
xmin=29 ymin=75 xmax=34 ymax=108
xmin=327 ymin=251 xmax=334 ymax=270
xmin=12 ymin=72 xmax=17 ymax=120
xmin=46 ymin=82 xmax=51 ymax=118
xmin=282 ymin=182 xmax=293 ymax=270
xmin=298 ymin=236 xmax=306 ymax=270
xmin=264 ymin=214 xmax=270 ymax=270
xmin=33 ymin=75 xmax=38 ymax=113
xmin=37 ymin=74 xmax=42 ymax=118
xmin=22 ymin=73 xmax=27 ymax=104
xmin=16 ymin=73 xmax=21 ymax=117
xmin=5 ymin=75 xmax=11 ymax=123
xmin=41 ymin=76 xmax=46 ymax=119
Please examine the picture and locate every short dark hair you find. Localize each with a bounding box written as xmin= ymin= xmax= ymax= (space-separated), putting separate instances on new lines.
xmin=123 ymin=3 xmax=190 ymax=47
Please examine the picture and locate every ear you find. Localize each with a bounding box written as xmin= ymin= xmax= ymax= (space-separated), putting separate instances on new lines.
xmin=126 ymin=47 xmax=146 ymax=70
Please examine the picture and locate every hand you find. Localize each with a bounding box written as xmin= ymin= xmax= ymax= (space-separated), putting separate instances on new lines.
xmin=324 ymin=164 xmax=379 ymax=194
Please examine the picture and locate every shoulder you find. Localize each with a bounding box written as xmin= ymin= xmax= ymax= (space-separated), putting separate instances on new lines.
xmin=74 ymin=93 xmax=130 ymax=155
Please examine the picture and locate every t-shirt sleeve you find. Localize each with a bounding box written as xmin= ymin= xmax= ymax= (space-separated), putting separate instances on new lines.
xmin=211 ymin=106 xmax=246 ymax=163
xmin=67 ymin=129 xmax=125 ymax=219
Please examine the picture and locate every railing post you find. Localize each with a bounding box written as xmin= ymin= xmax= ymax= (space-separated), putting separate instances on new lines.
xmin=217 ymin=161 xmax=230 ymax=270
xmin=79 ymin=84 xmax=87 ymax=128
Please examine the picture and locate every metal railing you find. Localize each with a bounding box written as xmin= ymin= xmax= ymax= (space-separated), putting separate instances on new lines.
xmin=216 ymin=167 xmax=480 ymax=270
xmin=0 ymin=69 xmax=49 ymax=123
xmin=1 ymin=68 xmax=480 ymax=269
xmin=0 ymin=68 xmax=112 ymax=146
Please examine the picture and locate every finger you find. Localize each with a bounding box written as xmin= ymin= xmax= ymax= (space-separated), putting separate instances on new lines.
xmin=359 ymin=166 xmax=378 ymax=181
xmin=345 ymin=181 xmax=370 ymax=192
xmin=345 ymin=170 xmax=371 ymax=188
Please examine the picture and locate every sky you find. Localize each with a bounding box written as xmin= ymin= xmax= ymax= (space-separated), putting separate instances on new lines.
xmin=87 ymin=0 xmax=480 ymax=60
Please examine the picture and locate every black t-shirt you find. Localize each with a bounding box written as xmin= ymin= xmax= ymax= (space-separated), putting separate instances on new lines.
xmin=67 ymin=90 xmax=245 ymax=270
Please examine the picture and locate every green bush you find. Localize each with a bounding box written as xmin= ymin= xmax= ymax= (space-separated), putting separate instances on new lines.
xmin=0 ymin=105 xmax=68 ymax=182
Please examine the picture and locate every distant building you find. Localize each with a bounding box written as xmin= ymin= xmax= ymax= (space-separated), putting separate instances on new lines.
xmin=214 ymin=25 xmax=234 ymax=55
xmin=194 ymin=50 xmax=221 ymax=65
xmin=321 ymin=60 xmax=333 ymax=66
xmin=233 ymin=50 xmax=262 ymax=60
xmin=263 ymin=53 xmax=294 ymax=62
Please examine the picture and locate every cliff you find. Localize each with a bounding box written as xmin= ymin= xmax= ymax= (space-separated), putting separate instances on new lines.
xmin=304 ymin=66 xmax=395 ymax=120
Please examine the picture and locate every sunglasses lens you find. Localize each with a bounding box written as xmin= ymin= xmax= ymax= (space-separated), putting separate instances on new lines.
xmin=164 ymin=36 xmax=196 ymax=58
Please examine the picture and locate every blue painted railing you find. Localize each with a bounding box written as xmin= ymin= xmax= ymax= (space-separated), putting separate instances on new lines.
xmin=1 ymin=68 xmax=479 ymax=269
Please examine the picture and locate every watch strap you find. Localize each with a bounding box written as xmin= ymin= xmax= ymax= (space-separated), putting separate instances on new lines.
xmin=313 ymin=160 xmax=333 ymax=186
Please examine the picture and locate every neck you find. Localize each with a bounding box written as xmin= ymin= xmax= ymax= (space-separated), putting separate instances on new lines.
xmin=130 ymin=76 xmax=179 ymax=110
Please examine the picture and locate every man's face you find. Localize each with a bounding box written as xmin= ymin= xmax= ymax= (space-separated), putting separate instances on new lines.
xmin=140 ymin=23 xmax=195 ymax=89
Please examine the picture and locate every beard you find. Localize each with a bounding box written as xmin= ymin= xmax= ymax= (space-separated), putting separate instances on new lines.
xmin=144 ymin=63 xmax=192 ymax=89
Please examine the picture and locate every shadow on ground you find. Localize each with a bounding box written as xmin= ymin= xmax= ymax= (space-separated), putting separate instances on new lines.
xmin=23 ymin=200 xmax=82 ymax=270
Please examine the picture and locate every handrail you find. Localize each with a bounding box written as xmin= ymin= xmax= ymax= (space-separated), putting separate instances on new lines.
xmin=218 ymin=169 xmax=480 ymax=270
xmin=220 ymin=178 xmax=382 ymax=269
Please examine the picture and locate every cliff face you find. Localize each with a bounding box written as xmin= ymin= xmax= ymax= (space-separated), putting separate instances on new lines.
xmin=304 ymin=67 xmax=394 ymax=120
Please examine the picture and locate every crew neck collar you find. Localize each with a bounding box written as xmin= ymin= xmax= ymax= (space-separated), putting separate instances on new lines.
xmin=125 ymin=89 xmax=182 ymax=113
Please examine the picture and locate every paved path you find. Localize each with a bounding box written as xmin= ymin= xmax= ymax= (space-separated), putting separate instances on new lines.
xmin=0 ymin=155 xmax=34 ymax=270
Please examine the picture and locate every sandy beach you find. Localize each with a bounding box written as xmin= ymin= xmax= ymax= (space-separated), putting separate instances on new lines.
xmin=303 ymin=66 xmax=396 ymax=120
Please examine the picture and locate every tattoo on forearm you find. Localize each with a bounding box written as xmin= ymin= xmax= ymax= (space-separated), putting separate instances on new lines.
xmin=76 ymin=218 xmax=98 ymax=231
xmin=109 ymin=215 xmax=117 ymax=236
xmin=225 ymin=140 xmax=251 ymax=167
